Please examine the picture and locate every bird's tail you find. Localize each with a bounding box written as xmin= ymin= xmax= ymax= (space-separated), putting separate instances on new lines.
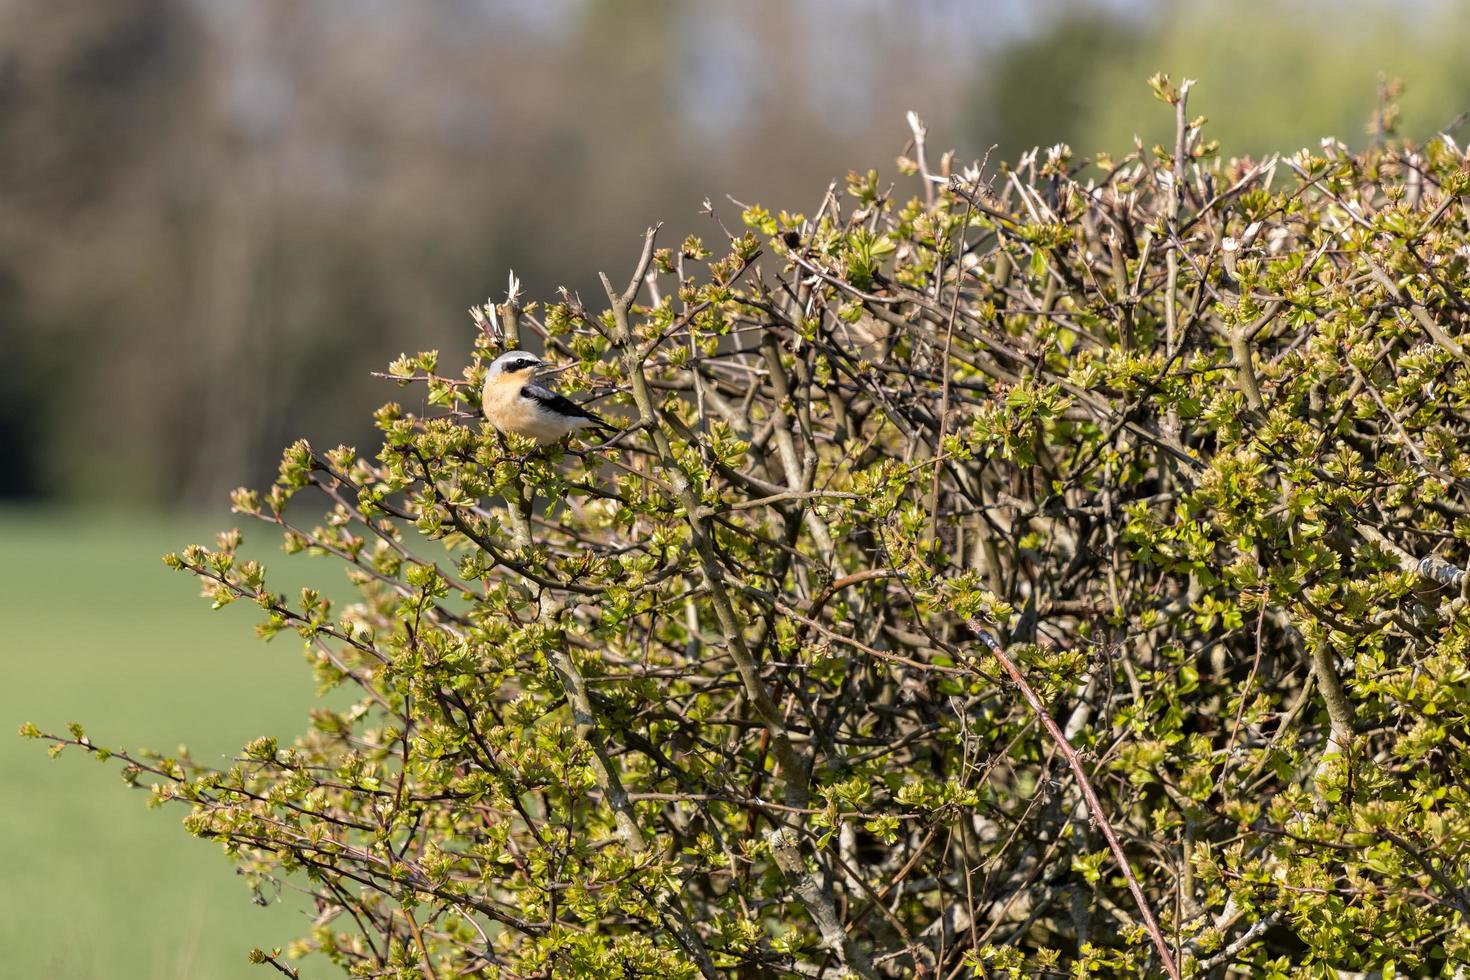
xmin=576 ymin=409 xmax=617 ymax=438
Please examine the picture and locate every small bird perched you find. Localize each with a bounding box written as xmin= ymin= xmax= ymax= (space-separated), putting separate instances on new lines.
xmin=480 ymin=350 xmax=613 ymax=445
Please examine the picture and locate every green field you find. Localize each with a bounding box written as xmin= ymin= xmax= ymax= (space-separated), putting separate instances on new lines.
xmin=1 ymin=510 xmax=330 ymax=979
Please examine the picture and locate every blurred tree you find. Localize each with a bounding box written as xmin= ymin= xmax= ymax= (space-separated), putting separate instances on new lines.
xmin=0 ymin=0 xmax=203 ymax=500
xmin=973 ymin=10 xmax=1142 ymax=157
xmin=976 ymin=0 xmax=1470 ymax=164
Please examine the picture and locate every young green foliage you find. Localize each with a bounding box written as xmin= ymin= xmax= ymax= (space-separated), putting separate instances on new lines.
xmin=29 ymin=84 xmax=1470 ymax=977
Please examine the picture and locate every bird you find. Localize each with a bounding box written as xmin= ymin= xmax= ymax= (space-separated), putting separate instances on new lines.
xmin=480 ymin=350 xmax=614 ymax=445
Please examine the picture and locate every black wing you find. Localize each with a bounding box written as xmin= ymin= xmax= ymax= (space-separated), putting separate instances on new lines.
xmin=523 ymin=384 xmax=612 ymax=429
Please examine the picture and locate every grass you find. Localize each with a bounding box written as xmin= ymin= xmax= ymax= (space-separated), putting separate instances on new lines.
xmin=1 ymin=508 xmax=334 ymax=979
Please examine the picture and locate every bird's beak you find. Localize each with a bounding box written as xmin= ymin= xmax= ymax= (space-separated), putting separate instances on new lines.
xmin=537 ymin=362 xmax=576 ymax=378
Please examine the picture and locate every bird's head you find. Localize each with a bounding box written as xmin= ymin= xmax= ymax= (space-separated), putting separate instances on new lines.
xmin=485 ymin=350 xmax=544 ymax=386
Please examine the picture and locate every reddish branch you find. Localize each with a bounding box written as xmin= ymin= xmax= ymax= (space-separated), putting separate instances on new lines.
xmin=965 ymin=619 xmax=1182 ymax=980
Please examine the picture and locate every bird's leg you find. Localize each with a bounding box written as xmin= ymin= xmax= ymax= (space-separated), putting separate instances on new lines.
xmin=497 ymin=432 xmax=539 ymax=468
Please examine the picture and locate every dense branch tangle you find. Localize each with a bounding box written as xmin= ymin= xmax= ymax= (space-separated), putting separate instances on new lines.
xmin=39 ymin=93 xmax=1470 ymax=977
